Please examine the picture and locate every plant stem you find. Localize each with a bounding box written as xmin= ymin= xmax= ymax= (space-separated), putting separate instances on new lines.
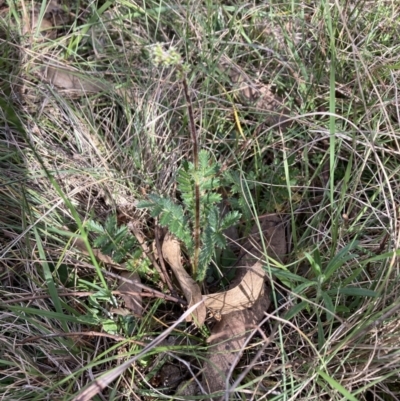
xmin=181 ymin=69 xmax=200 ymax=278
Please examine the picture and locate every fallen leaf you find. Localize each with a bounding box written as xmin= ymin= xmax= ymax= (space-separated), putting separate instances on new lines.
xmin=118 ymin=271 xmax=143 ymax=317
xmin=203 ymin=261 xmax=265 ymax=315
xmin=219 ymin=56 xmax=292 ymax=129
xmin=42 ymin=63 xmax=107 ymax=93
xmin=202 ymin=214 xmax=287 ymax=396
xmin=162 ymin=233 xmax=206 ymax=327
xmin=203 ymin=284 xmax=271 ymax=395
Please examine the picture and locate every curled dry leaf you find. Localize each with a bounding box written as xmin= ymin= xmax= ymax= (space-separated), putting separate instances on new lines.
xmin=202 ymin=214 xmax=287 ymax=397
xmin=203 ymin=261 xmax=265 ymax=315
xmin=203 ymin=282 xmax=271 ymax=395
xmin=161 ymin=233 xmax=206 ymax=327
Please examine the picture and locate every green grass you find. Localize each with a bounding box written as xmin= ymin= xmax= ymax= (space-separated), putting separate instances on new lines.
xmin=1 ymin=0 xmax=400 ymax=399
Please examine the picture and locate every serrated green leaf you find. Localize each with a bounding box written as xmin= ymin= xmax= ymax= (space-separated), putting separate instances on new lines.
xmin=197 ymin=227 xmax=215 ymax=282
xmin=214 ymin=232 xmax=226 ymax=248
xmin=114 ymin=227 xmax=128 ymax=244
xmin=199 ymin=175 xmax=220 ymax=190
xmin=86 ymin=220 xmax=105 ymax=234
xmin=113 ymin=251 xmax=125 ymax=263
xmin=148 ymin=193 xmax=162 ymax=203
xmin=104 ymin=215 xmax=117 ymax=233
xmin=207 ymin=206 xmax=219 ymax=231
xmin=93 ymin=235 xmax=108 ymax=248
xmin=136 ymin=199 xmax=156 ymax=209
xmin=220 ymin=211 xmax=241 ymax=230
xmin=198 ymin=149 xmax=211 ymax=170
xmin=201 ymin=192 xmax=221 ymax=205
xmin=181 ymin=159 xmax=190 ymax=171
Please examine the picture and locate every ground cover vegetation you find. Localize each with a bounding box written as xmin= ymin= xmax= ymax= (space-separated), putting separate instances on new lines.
xmin=1 ymin=0 xmax=400 ymax=400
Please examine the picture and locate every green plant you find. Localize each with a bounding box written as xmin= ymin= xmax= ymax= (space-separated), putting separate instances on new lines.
xmin=137 ymin=44 xmax=241 ymax=282
xmin=138 ymin=150 xmax=240 ymax=282
xmin=86 ymin=214 xmax=153 ymax=274
xmin=3 ymin=2 xmax=400 ymax=399
xmin=282 ymin=240 xmax=378 ymax=323
xmin=86 ymin=215 xmax=138 ymax=264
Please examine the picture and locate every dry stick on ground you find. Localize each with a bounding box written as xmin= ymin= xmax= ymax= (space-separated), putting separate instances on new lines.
xmin=20 ymin=331 xmax=147 ymax=346
xmin=68 ymin=257 xmax=186 ymax=304
xmin=0 ymin=290 xmax=180 ymax=305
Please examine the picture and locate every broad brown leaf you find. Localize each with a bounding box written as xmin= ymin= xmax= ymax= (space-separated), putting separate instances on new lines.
xmin=202 ymin=214 xmax=287 ymax=396
xmin=203 ymin=261 xmax=265 ymax=315
xmin=43 ymin=64 xmax=106 ymax=93
xmin=161 ymin=233 xmax=206 ymax=327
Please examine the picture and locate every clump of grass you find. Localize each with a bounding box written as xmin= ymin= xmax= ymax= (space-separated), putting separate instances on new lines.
xmin=1 ymin=0 xmax=400 ymax=400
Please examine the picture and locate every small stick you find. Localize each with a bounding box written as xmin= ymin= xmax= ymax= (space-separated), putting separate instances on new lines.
xmin=1 ymin=289 xmax=184 ymax=305
xmin=82 ymin=261 xmax=187 ymax=305
xmin=19 ymin=331 xmax=147 ymax=345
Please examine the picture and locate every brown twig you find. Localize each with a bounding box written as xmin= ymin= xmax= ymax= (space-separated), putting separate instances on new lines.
xmin=19 ymin=331 xmax=147 ymax=345
xmin=0 ymin=289 xmax=184 ymax=305
xmin=71 ymin=229 xmax=183 ymax=303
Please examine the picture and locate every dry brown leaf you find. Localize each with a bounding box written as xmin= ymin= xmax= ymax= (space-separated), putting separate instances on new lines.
xmin=219 ymin=56 xmax=292 ymax=129
xmin=42 ymin=64 xmax=106 ymax=93
xmin=203 ymin=261 xmax=265 ymax=315
xmin=202 ymin=214 xmax=287 ymax=397
xmin=161 ymin=233 xmax=206 ymax=327
xmin=30 ymin=14 xmax=56 ymax=39
xmin=203 ymin=284 xmax=271 ymax=395
xmin=118 ymin=271 xmax=143 ymax=317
